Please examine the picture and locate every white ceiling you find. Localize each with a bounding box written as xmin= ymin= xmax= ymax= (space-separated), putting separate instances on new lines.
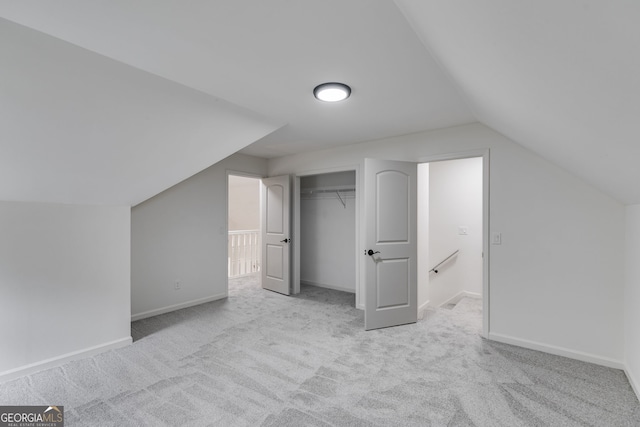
xmin=396 ymin=0 xmax=640 ymax=204
xmin=1 ymin=1 xmax=639 ymax=205
xmin=0 ymin=0 xmax=473 ymax=159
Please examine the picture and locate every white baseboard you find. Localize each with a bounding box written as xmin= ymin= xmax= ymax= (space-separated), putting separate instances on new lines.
xmin=0 ymin=337 xmax=132 ymax=384
xmin=439 ymin=290 xmax=482 ymax=308
xmin=300 ymin=280 xmax=355 ymax=294
xmin=488 ymin=332 xmax=624 ymax=370
xmin=418 ymin=300 xmax=431 ymax=319
xmin=131 ymin=293 xmax=227 ymax=322
xmin=461 ymin=291 xmax=482 ymax=299
xmin=625 ymin=365 xmax=640 ymax=401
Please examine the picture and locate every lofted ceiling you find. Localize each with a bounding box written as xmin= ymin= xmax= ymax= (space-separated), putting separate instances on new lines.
xmin=396 ymin=0 xmax=640 ymax=204
xmin=1 ymin=1 xmax=639 ymax=205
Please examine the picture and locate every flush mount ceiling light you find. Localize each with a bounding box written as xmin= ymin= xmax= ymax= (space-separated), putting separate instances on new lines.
xmin=313 ymin=82 xmax=351 ymax=102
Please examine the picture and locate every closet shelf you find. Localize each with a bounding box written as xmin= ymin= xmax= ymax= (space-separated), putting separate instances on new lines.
xmin=300 ymin=188 xmax=355 ymax=208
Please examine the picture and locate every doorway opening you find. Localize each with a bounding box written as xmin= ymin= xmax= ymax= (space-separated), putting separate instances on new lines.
xmin=299 ymin=171 xmax=357 ymax=300
xmin=361 ymin=151 xmax=488 ymax=334
xmin=227 ymin=173 xmax=262 ymax=291
xmin=417 ymin=156 xmax=484 ymax=330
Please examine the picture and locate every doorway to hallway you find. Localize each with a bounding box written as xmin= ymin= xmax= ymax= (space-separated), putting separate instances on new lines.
xmin=227 ymin=174 xmax=261 ymax=283
xmin=418 ymin=156 xmax=484 ymax=328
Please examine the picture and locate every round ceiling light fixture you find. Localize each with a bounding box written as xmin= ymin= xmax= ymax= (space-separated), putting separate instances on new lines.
xmin=313 ymin=82 xmax=351 ymax=102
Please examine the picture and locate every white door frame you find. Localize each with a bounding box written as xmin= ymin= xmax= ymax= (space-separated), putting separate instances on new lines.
xmin=417 ymin=149 xmax=490 ymax=338
xmin=292 ymin=165 xmax=361 ymax=305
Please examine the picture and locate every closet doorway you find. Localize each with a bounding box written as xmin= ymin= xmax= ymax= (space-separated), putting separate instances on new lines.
xmin=298 ymin=171 xmax=357 ymax=299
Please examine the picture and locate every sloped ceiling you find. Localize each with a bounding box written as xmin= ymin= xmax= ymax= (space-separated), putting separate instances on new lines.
xmin=0 ymin=18 xmax=281 ymax=206
xmin=0 ymin=0 xmax=473 ymax=206
xmin=1 ymin=1 xmax=638 ymax=205
xmin=396 ymin=0 xmax=640 ymax=204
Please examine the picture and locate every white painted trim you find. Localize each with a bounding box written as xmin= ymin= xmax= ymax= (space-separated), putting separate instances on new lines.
xmin=489 ymin=332 xmax=624 ymax=370
xmin=439 ymin=291 xmax=465 ymax=307
xmin=462 ymin=291 xmax=482 ymax=299
xmin=300 ymin=280 xmax=355 ymax=294
xmin=295 ymin=164 xmax=361 ymax=178
xmin=131 ymin=292 xmax=227 ymax=321
xmin=482 ymin=151 xmax=491 ymax=339
xmin=418 ymin=299 xmax=430 ymax=319
xmin=353 ymin=166 xmax=361 ymax=310
xmin=0 ymin=337 xmax=132 ymax=383
xmin=438 ymin=291 xmax=482 ymax=308
xmin=293 ymin=175 xmax=301 ymax=295
xmin=417 ymin=148 xmax=489 ymax=164
xmin=625 ymin=365 xmax=640 ymax=401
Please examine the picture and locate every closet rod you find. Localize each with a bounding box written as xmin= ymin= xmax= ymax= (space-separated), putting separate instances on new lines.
xmin=300 ymin=188 xmax=355 ymax=208
xmin=300 ymin=188 xmax=355 ymax=194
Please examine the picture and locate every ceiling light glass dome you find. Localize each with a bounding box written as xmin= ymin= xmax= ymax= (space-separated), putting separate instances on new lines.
xmin=313 ymin=82 xmax=351 ymax=102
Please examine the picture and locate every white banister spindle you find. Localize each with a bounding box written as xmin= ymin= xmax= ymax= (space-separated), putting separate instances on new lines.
xmin=228 ymin=230 xmax=260 ymax=278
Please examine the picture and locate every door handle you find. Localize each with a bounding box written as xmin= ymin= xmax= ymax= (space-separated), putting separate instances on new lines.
xmin=280 ymin=238 xmax=290 ymax=243
xmin=366 ymin=249 xmax=380 ymax=256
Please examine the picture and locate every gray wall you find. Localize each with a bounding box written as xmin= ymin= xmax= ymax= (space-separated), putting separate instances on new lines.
xmin=131 ymin=153 xmax=267 ymax=319
xmin=228 ymin=175 xmax=261 ymax=231
xmin=268 ymin=122 xmax=625 ymax=368
xmin=0 ymin=201 xmax=131 ymax=379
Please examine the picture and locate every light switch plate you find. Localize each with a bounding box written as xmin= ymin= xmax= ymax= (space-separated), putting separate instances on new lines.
xmin=458 ymin=226 xmax=468 ymax=235
xmin=491 ymin=232 xmax=502 ymax=245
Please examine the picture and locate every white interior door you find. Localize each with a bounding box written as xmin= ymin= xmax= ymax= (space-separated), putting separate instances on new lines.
xmin=364 ymin=158 xmax=417 ymax=330
xmin=261 ymin=175 xmax=291 ymax=295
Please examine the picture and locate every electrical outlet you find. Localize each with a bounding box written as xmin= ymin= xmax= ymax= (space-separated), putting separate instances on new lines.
xmin=175 ymin=280 xmax=181 ymax=290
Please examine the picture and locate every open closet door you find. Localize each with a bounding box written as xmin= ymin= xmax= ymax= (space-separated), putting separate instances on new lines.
xmin=261 ymin=175 xmax=291 ymax=295
xmin=364 ymin=159 xmax=417 ymax=330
